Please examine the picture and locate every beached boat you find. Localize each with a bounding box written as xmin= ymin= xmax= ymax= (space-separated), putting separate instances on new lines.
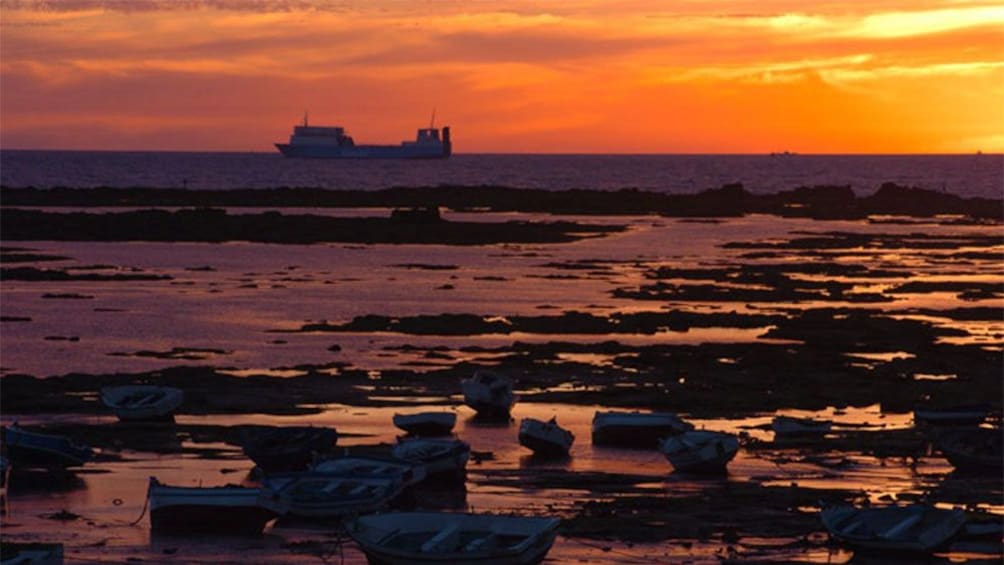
xmin=241 ymin=426 xmax=338 ymax=472
xmin=147 ymin=477 xmax=287 ymax=534
xmin=936 ymin=427 xmax=1003 ymax=473
xmin=264 ymin=473 xmax=403 ymax=519
xmin=391 ymin=438 xmax=470 ymax=482
xmin=462 ymin=370 xmax=515 ymax=418
xmin=518 ymin=418 xmax=574 ymax=456
xmin=820 ymin=503 xmax=966 ymax=553
xmin=275 ymin=114 xmax=451 ymax=159
xmin=591 ymin=411 xmax=693 ymax=448
xmin=393 ymin=412 xmax=457 ymax=436
xmin=311 ymin=456 xmax=428 ymax=488
xmin=913 ymin=404 xmax=990 ymax=427
xmin=0 ymin=543 xmax=64 ymax=565
xmin=100 ymin=384 xmax=184 ymax=421
xmin=1 ymin=425 xmax=93 ymax=468
xmin=349 ymin=511 xmax=560 ymax=565
xmin=0 ymin=455 xmax=10 ymax=497
xmin=659 ymin=431 xmax=739 ymax=474
xmin=771 ymin=416 xmax=832 ymax=437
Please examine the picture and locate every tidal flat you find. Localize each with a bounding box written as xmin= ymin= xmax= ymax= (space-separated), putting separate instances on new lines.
xmin=1 ymin=188 xmax=1001 ymax=563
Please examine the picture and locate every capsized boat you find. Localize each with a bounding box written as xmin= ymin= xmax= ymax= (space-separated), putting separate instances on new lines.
xmin=461 ymin=370 xmax=515 ymax=418
xmin=771 ymin=415 xmax=832 ymax=438
xmin=241 ymin=426 xmax=338 ymax=472
xmin=275 ymin=114 xmax=451 ymax=159
xmin=913 ymin=404 xmax=990 ymax=427
xmin=393 ymin=412 xmax=457 ymax=437
xmin=0 ymin=543 xmax=64 ymax=565
xmin=935 ymin=427 xmax=1003 ymax=473
xmin=391 ymin=438 xmax=470 ymax=482
xmin=1 ymin=425 xmax=93 ymax=468
xmin=659 ymin=430 xmax=739 ymax=474
xmin=820 ymin=503 xmax=966 ymax=553
xmin=591 ymin=411 xmax=693 ymax=448
xmin=100 ymin=384 xmax=184 ymax=421
xmin=349 ymin=512 xmax=560 ymax=565
xmin=311 ymin=455 xmax=428 ymax=488
xmin=518 ymin=417 xmax=574 ymax=456
xmin=263 ymin=473 xmax=403 ymax=519
xmin=147 ymin=477 xmax=287 ymax=534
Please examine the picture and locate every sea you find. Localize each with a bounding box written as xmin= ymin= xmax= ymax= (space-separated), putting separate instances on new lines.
xmin=1 ymin=150 xmax=1002 ymax=197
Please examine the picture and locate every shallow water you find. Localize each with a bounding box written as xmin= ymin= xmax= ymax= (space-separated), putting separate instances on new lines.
xmin=2 ymin=403 xmax=992 ymax=564
xmin=1 ymin=209 xmax=1001 ymax=562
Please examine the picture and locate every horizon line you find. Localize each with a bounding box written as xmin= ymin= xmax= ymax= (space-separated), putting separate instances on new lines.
xmin=1 ymin=148 xmax=1000 ymax=157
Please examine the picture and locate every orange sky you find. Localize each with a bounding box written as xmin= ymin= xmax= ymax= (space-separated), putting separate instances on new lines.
xmin=1 ymin=0 xmax=1002 ymax=153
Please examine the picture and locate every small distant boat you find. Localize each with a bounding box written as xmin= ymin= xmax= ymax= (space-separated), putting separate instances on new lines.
xmin=393 ymin=412 xmax=457 ymax=436
xmin=147 ymin=477 xmax=287 ymax=534
xmin=820 ymin=503 xmax=966 ymax=553
xmin=100 ymin=384 xmax=184 ymax=421
xmin=591 ymin=411 xmax=693 ymax=448
xmin=349 ymin=511 xmax=560 ymax=565
xmin=392 ymin=438 xmax=470 ymax=482
xmin=518 ymin=417 xmax=574 ymax=456
xmin=462 ymin=370 xmax=515 ymax=418
xmin=1 ymin=425 xmax=93 ymax=468
xmin=264 ymin=473 xmax=403 ymax=519
xmin=0 ymin=543 xmax=64 ymax=565
xmin=241 ymin=426 xmax=338 ymax=473
xmin=311 ymin=456 xmax=427 ymax=488
xmin=659 ymin=431 xmax=739 ymax=474
xmin=936 ymin=427 xmax=1003 ymax=473
xmin=913 ymin=404 xmax=990 ymax=427
xmin=771 ymin=416 xmax=832 ymax=437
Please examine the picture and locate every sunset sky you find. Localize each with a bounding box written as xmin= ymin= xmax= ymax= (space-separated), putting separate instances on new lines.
xmin=1 ymin=0 xmax=1002 ymax=153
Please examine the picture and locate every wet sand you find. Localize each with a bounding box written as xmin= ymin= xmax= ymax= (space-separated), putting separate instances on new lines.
xmin=1 ymin=194 xmax=1001 ymax=563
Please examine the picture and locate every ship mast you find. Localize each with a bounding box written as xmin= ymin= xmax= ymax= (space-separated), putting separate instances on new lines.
xmin=429 ymin=108 xmax=436 ymax=129
xmin=303 ymin=111 xmax=309 ymax=127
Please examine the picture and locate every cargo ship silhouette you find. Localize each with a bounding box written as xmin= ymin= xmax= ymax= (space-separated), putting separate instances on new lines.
xmin=276 ymin=112 xmax=451 ymax=159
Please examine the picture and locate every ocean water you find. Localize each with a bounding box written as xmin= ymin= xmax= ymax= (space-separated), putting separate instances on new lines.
xmin=1 ymin=150 xmax=1001 ymax=197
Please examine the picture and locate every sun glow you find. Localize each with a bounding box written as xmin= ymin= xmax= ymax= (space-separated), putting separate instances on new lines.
xmin=1 ymin=1 xmax=1001 ymax=153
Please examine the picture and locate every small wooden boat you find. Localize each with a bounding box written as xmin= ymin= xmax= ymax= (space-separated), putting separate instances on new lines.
xmin=100 ymin=384 xmax=184 ymax=422
xmin=147 ymin=477 xmax=287 ymax=534
xmin=936 ymin=427 xmax=1003 ymax=473
xmin=392 ymin=438 xmax=470 ymax=482
xmin=518 ymin=417 xmax=574 ymax=456
xmin=659 ymin=431 xmax=739 ymax=474
xmin=0 ymin=455 xmax=10 ymax=498
xmin=591 ymin=411 xmax=693 ymax=448
xmin=264 ymin=473 xmax=403 ymax=519
xmin=349 ymin=511 xmax=560 ymax=565
xmin=1 ymin=425 xmax=93 ymax=468
xmin=771 ymin=415 xmax=832 ymax=438
xmin=311 ymin=456 xmax=427 ymax=488
xmin=0 ymin=542 xmax=64 ymax=565
xmin=461 ymin=370 xmax=515 ymax=418
xmin=393 ymin=412 xmax=457 ymax=436
xmin=913 ymin=404 xmax=990 ymax=427
xmin=820 ymin=503 xmax=966 ymax=553
xmin=241 ymin=426 xmax=338 ymax=472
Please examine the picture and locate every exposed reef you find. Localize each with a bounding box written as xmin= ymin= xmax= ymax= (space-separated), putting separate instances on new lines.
xmin=0 ymin=208 xmax=622 ymax=244
xmin=2 ymin=182 xmax=1000 ymax=220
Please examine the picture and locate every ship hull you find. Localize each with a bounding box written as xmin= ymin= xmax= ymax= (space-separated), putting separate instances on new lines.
xmin=276 ymin=143 xmax=449 ymax=159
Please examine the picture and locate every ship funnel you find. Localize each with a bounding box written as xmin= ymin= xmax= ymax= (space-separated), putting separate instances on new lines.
xmin=442 ymin=126 xmax=452 ymax=156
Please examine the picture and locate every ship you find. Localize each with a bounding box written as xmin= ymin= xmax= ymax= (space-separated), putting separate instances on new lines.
xmin=275 ymin=112 xmax=451 ymax=159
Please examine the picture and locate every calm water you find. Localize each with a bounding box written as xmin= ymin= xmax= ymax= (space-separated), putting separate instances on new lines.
xmin=2 ymin=150 xmax=1001 ymax=197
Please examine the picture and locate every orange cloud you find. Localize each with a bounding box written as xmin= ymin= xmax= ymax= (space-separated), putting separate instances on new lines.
xmin=1 ymin=1 xmax=1001 ymax=152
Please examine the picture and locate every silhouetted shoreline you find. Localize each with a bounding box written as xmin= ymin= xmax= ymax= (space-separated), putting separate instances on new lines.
xmin=2 ymin=182 xmax=1000 ymax=220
